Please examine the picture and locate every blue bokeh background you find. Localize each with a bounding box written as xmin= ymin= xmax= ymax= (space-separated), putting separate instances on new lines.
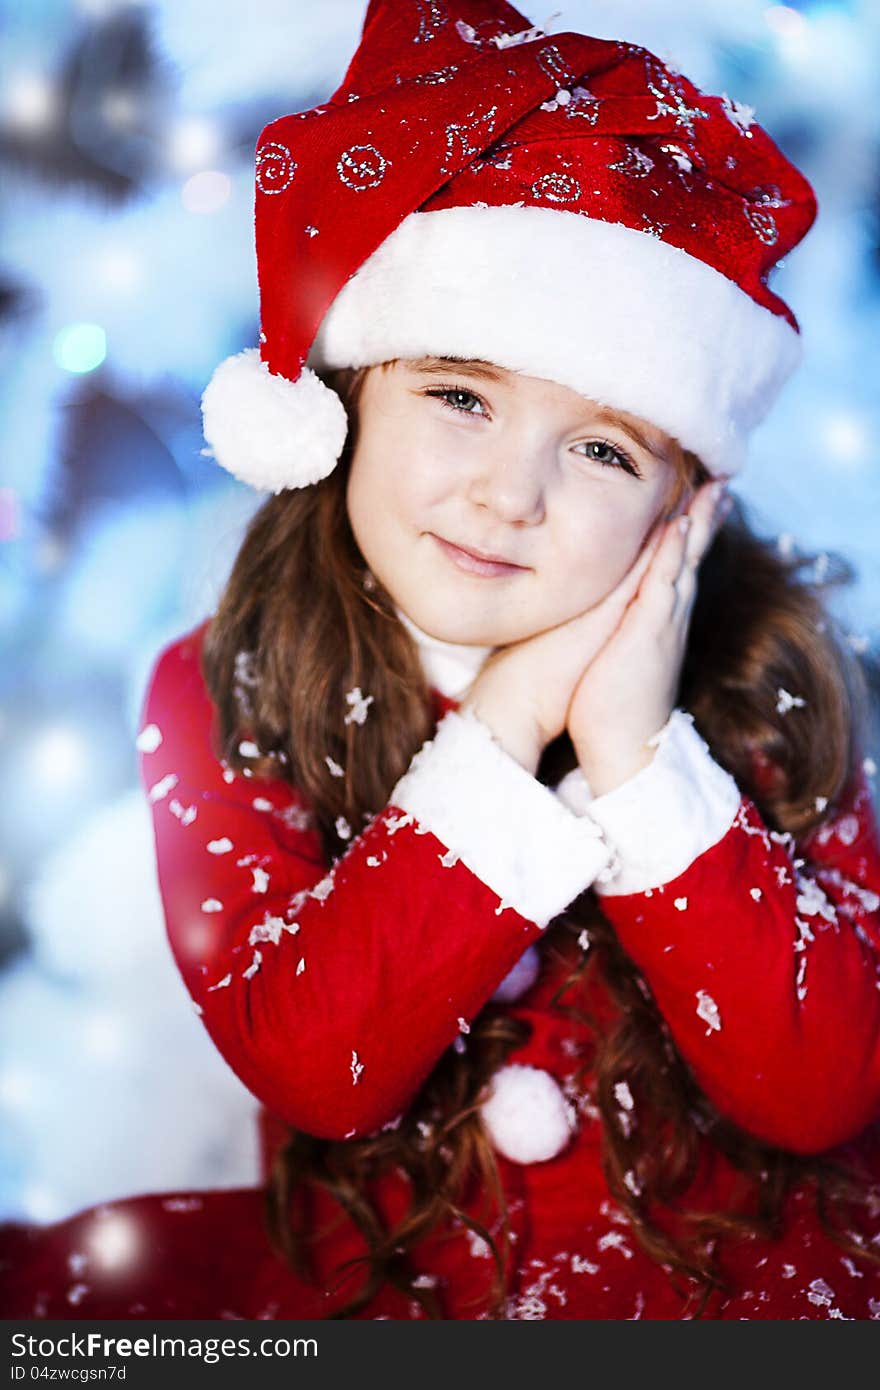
xmin=1 ymin=0 xmax=878 ymax=1223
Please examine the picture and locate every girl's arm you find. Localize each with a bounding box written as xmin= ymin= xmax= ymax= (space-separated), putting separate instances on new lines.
xmin=558 ymin=708 xmax=880 ymax=1155
xmin=139 ymin=633 xmax=614 ymax=1141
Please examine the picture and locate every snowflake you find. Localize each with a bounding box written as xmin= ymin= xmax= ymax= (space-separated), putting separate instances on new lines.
xmin=168 ymin=798 xmax=197 ymax=826
xmin=457 ymin=1017 xmax=471 ymax=1034
xmin=439 ymin=846 xmax=459 ymax=868
xmin=242 ymin=950 xmax=262 ymax=980
xmin=251 ymin=867 xmax=270 ymax=893
xmin=248 ymin=913 xmax=287 ymax=946
xmin=206 ymin=837 xmax=233 ymax=855
xmin=296 ymin=957 xmax=305 ymax=976
xmin=207 ymin=974 xmax=231 ymax=991
xmin=696 ymin=989 xmax=722 ymax=1034
xmin=201 ymin=898 xmax=223 ymax=913
xmin=613 ymin=1080 xmax=634 ymax=1111
xmin=325 ymin=755 xmax=345 ymax=778
xmin=749 ymin=887 xmax=762 ymax=902
xmin=721 ymin=92 xmax=756 ymax=134
xmin=491 ymin=24 xmax=545 ymax=48
xmin=806 ymin=1277 xmax=834 ymax=1308
xmin=149 ymin=772 xmax=178 ymax=803
xmin=343 ymin=687 xmax=374 ymax=725
xmin=384 ymin=811 xmax=414 ymax=835
xmin=136 ymin=723 xmax=162 ymax=753
xmin=335 ymin=815 xmax=352 ymax=840
xmin=597 ymin=1231 xmax=633 ymax=1258
xmin=310 ymin=872 xmax=335 ymax=901
xmin=577 ymin=929 xmax=591 ymax=952
xmin=673 ymin=897 xmax=688 ymax=911
xmin=351 ymin=1050 xmax=364 ymax=1085
xmin=466 ymin=1229 xmax=491 ymax=1259
xmin=239 ymin=739 xmax=260 ymax=758
xmin=794 ymin=873 xmax=836 ymax=926
xmin=776 ymin=687 xmax=806 ymax=715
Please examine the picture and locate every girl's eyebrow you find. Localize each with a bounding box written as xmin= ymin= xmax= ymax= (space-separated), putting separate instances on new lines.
xmin=590 ymin=407 xmax=668 ymax=464
xmin=409 ymin=356 xmax=509 ymax=383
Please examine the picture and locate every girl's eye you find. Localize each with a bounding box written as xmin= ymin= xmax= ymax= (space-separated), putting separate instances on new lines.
xmin=577 ymin=439 xmax=641 ymax=478
xmin=424 ymin=386 xmax=488 ymax=418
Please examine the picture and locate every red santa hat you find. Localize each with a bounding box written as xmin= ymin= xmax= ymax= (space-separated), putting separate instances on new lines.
xmin=201 ymin=0 xmax=817 ymax=492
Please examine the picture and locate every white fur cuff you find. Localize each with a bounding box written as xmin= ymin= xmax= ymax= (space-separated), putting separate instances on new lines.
xmin=582 ymin=709 xmax=742 ymax=896
xmin=390 ymin=709 xmax=614 ymax=928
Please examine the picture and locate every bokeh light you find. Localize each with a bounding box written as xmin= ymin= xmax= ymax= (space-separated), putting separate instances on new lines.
xmin=181 ymin=170 xmax=232 ymax=214
xmin=52 ymin=323 xmax=108 ymax=375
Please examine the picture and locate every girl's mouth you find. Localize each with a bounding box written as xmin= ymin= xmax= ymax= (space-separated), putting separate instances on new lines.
xmin=431 ymin=535 xmax=528 ymax=578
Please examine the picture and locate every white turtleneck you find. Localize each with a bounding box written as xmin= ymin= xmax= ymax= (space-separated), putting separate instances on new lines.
xmin=394 ymin=604 xmax=494 ymax=701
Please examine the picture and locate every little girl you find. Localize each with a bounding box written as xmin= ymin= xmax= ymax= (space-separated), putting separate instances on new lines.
xmin=3 ymin=0 xmax=880 ymax=1321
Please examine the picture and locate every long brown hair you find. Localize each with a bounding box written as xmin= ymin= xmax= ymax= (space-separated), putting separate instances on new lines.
xmin=202 ymin=363 xmax=879 ymax=1318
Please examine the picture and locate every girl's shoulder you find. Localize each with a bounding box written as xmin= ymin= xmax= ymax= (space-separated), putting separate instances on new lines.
xmin=138 ymin=616 xmax=226 ymax=795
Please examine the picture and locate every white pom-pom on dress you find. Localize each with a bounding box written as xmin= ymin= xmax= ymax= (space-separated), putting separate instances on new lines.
xmin=479 ymin=1063 xmax=576 ymax=1164
xmin=201 ymin=348 xmax=349 ymax=493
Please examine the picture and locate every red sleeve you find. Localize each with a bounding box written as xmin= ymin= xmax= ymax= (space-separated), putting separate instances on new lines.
xmin=597 ymin=769 xmax=880 ymax=1154
xmin=137 ymin=628 xmax=552 ymax=1141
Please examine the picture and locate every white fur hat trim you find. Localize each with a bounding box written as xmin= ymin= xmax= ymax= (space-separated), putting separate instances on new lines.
xmin=200 ymin=348 xmax=349 ymax=492
xmin=480 ymin=1063 xmax=576 ymax=1164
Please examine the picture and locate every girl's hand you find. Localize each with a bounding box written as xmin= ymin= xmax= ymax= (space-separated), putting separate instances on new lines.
xmin=457 ymin=519 xmax=668 ymax=774
xmin=566 ymin=478 xmax=732 ymax=796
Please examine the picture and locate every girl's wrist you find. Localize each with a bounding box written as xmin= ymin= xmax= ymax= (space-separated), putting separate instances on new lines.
xmin=458 ymin=694 xmax=542 ymax=777
xmin=573 ymin=740 xmax=657 ymax=798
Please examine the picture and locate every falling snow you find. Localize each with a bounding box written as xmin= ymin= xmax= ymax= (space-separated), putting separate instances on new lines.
xmin=674 ymin=897 xmax=688 ymax=911
xmin=243 ymin=950 xmax=262 ymax=980
xmin=251 ymin=867 xmax=269 ymax=893
xmin=207 ymin=837 xmax=234 ymax=855
xmin=597 ymin=1231 xmax=633 ymax=1259
xmin=201 ymin=898 xmax=223 ymax=913
xmin=806 ymin=1278 xmax=835 ymax=1308
xmin=310 ymin=872 xmax=335 ymax=902
xmin=776 ymin=687 xmax=806 ymax=715
xmin=351 ymin=1050 xmax=364 ymax=1085
xmin=296 ymin=958 xmax=305 ymax=976
xmin=335 ymin=815 xmax=352 ymax=840
xmin=325 ymin=755 xmax=345 ymax=777
xmin=149 ymin=773 xmax=178 ymax=802
xmin=750 ymin=887 xmax=762 ymax=902
xmin=343 ymin=687 xmax=374 ymax=725
xmin=207 ymin=974 xmax=231 ymax=991
xmin=696 ymin=989 xmax=722 ymax=1034
xmin=248 ymin=913 xmax=287 ymax=945
xmin=613 ymin=1080 xmax=634 ymax=1111
xmin=135 ymin=723 xmax=162 ymax=753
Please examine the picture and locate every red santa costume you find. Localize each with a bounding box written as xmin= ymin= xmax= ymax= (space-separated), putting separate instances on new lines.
xmin=3 ymin=0 xmax=880 ymax=1320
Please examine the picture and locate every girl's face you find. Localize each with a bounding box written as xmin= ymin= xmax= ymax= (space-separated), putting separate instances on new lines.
xmin=346 ymin=357 xmax=685 ymax=648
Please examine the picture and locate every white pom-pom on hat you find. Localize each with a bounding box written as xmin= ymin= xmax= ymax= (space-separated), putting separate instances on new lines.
xmin=480 ymin=1063 xmax=576 ymax=1164
xmin=200 ymin=348 xmax=349 ymax=493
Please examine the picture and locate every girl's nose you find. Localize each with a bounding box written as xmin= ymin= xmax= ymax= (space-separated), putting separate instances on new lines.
xmin=465 ymin=442 xmax=547 ymax=525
